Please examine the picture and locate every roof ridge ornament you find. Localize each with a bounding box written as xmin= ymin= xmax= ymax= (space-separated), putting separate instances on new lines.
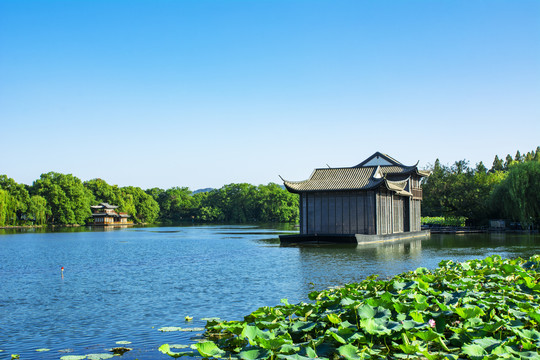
xmin=373 ymin=165 xmax=383 ymax=179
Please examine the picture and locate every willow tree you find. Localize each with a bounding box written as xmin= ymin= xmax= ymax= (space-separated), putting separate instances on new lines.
xmin=491 ymin=160 xmax=540 ymax=227
xmin=32 ymin=172 xmax=94 ymax=225
xmin=28 ymin=195 xmax=49 ymax=225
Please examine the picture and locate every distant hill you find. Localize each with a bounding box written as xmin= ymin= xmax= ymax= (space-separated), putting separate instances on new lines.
xmin=192 ymin=188 xmax=214 ymax=194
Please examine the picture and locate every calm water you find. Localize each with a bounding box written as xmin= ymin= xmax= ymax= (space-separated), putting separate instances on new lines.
xmin=1 ymin=226 xmax=539 ymax=359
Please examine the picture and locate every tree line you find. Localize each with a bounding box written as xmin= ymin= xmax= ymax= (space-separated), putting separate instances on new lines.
xmin=422 ymin=147 xmax=540 ymax=227
xmin=0 ymin=173 xmax=299 ymax=226
xmin=2 ymin=147 xmax=538 ymax=228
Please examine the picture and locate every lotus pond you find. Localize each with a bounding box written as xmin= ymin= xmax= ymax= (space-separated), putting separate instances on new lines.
xmin=0 ymin=226 xmax=539 ymax=359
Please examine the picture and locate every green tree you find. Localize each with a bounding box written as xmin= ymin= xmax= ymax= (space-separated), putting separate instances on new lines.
xmin=0 ymin=175 xmax=31 ymax=224
xmin=28 ymin=195 xmax=50 ymax=225
xmin=121 ymin=186 xmax=159 ymax=224
xmin=156 ymin=187 xmax=195 ymax=222
xmin=256 ymin=183 xmax=299 ymax=222
xmin=422 ymin=159 xmax=504 ymax=225
xmin=84 ymin=179 xmax=122 ymax=206
xmin=491 ymin=161 xmax=540 ymax=228
xmin=145 ymin=187 xmax=164 ymax=202
xmin=204 ymin=183 xmax=259 ymax=223
xmin=490 ymin=155 xmax=504 ymax=172
xmin=421 ymin=159 xmax=448 ymax=216
xmin=0 ymin=188 xmax=14 ymax=226
xmin=32 ymin=172 xmax=94 ymax=225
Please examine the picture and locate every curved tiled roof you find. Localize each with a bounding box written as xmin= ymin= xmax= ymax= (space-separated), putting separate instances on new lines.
xmin=281 ymin=152 xmax=429 ymax=194
xmin=283 ymin=167 xmax=383 ymax=193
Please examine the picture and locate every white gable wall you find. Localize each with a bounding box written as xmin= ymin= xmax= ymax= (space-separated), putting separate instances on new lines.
xmin=363 ymin=157 xmax=394 ymax=166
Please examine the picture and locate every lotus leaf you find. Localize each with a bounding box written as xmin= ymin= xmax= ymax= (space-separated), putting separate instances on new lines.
xmin=461 ymin=343 xmax=488 ymax=359
xmin=337 ymin=344 xmax=367 ymax=360
xmin=159 ymin=255 xmax=540 ymax=360
xmin=290 ymin=321 xmax=317 ymax=333
xmin=158 ymin=327 xmax=183 ymax=332
xmin=159 ymin=344 xmax=193 ymax=358
xmin=194 ymin=341 xmax=225 ymax=358
xmin=86 ymin=354 xmax=114 ymax=360
xmin=238 ymin=348 xmax=271 ymax=360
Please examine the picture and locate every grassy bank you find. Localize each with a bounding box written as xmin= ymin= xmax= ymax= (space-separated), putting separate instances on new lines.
xmin=161 ymin=255 xmax=540 ymax=359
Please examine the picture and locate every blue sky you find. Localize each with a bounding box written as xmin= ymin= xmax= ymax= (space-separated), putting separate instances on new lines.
xmin=1 ymin=0 xmax=539 ymax=190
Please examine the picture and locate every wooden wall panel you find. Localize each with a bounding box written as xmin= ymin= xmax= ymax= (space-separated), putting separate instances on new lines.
xmin=335 ymin=196 xmax=343 ymax=234
xmin=321 ymin=196 xmax=329 ymax=233
xmin=328 ymin=196 xmax=336 ymax=233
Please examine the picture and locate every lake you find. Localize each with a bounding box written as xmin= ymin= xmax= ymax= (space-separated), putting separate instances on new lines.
xmin=1 ymin=225 xmax=539 ymax=359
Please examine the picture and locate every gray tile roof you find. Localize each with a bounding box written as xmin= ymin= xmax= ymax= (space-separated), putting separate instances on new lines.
xmin=282 ymin=152 xmax=429 ymax=194
xmin=91 ymin=203 xmax=119 ymax=209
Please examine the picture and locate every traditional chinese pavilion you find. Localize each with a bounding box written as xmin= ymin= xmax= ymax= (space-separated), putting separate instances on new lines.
xmin=279 ymin=152 xmax=430 ymax=244
xmin=91 ymin=203 xmax=131 ymax=226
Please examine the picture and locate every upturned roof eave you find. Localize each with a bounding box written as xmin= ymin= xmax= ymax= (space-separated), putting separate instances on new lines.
xmin=282 ymin=179 xmax=385 ymax=194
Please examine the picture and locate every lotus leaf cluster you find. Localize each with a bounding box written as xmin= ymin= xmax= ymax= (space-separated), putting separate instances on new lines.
xmin=161 ymin=255 xmax=540 ymax=359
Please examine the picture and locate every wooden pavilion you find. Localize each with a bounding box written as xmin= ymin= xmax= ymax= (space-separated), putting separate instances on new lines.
xmin=279 ymin=152 xmax=430 ymax=244
xmin=91 ymin=203 xmax=131 ymax=226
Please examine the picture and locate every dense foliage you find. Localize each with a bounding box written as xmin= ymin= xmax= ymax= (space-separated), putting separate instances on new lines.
xmin=0 ymin=173 xmax=298 ymax=226
xmin=422 ymin=147 xmax=540 ymax=227
xmin=0 ymin=174 xmax=159 ymax=226
xmin=160 ymin=254 xmax=540 ymax=360
xmin=146 ymin=183 xmax=299 ymax=224
xmin=2 ymin=147 xmax=537 ymax=227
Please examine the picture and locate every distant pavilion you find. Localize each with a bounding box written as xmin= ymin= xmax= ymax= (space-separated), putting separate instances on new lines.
xmin=279 ymin=152 xmax=430 ymax=243
xmin=91 ymin=203 xmax=131 ymax=226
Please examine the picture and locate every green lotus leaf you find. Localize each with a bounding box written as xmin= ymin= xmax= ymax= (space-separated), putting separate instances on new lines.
xmin=517 ymin=329 xmax=540 ymax=342
xmin=409 ymin=310 xmax=425 ymax=323
xmin=60 ymin=356 xmax=86 ymax=360
xmin=86 ymin=354 xmax=114 ymax=360
xmin=357 ymin=304 xmax=391 ymax=321
xmin=326 ymin=313 xmax=341 ymax=324
xmin=279 ymin=343 xmax=300 ymax=355
xmin=258 ymin=320 xmax=285 ymax=330
xmin=195 ymin=341 xmax=225 ymax=358
xmin=35 ymin=348 xmax=50 ymax=352
xmin=340 ymin=297 xmax=356 ymax=306
xmin=338 ymin=320 xmax=355 ymax=329
xmin=201 ymin=317 xmax=222 ymax=322
xmin=259 ymin=337 xmax=292 ymax=350
xmin=415 ymin=329 xmax=440 ymax=342
xmin=290 ymin=321 xmax=316 ymax=333
xmin=360 ymin=318 xmax=393 ymax=335
xmin=159 ymin=344 xmax=188 ymax=358
xmin=461 ymin=343 xmax=487 ymax=359
xmin=326 ymin=330 xmax=347 ymax=344
xmin=181 ymin=327 xmax=205 ymax=332
xmin=304 ymin=345 xmax=318 ymax=358
xmin=455 ymin=305 xmax=485 ymax=320
xmin=115 ymin=341 xmax=132 ymax=345
xmin=279 ymin=354 xmax=313 ymax=360
xmin=158 ymin=326 xmax=183 ymax=332
xmin=392 ymin=280 xmax=407 ymax=291
xmin=337 ymin=344 xmax=366 ymax=360
xmin=238 ymin=348 xmax=271 ymax=360
xmin=169 ymin=345 xmax=189 ymax=349
xmin=398 ymin=343 xmax=418 ymax=354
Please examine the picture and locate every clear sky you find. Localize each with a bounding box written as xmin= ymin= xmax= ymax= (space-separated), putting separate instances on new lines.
xmin=1 ymin=0 xmax=539 ymax=190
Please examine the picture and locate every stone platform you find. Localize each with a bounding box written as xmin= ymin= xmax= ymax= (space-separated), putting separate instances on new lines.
xmin=279 ymin=230 xmax=430 ymax=245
